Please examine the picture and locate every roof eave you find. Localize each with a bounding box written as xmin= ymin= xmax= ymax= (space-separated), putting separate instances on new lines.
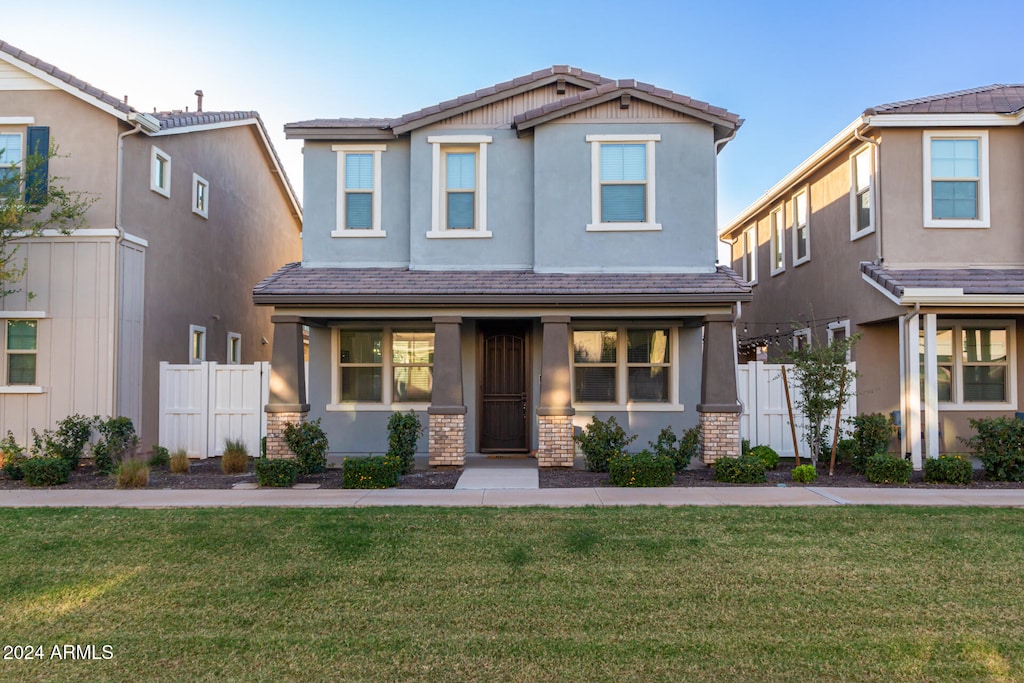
xmin=284 ymin=126 xmax=396 ymax=141
xmin=862 ymin=111 xmax=1024 ymax=127
xmin=254 ymin=292 xmax=752 ymax=307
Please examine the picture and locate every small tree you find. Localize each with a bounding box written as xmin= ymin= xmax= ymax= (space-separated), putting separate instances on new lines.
xmin=1 ymin=141 xmax=96 ymax=296
xmin=787 ymin=332 xmax=858 ymax=467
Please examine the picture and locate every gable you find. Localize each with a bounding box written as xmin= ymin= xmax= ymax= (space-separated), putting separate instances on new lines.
xmin=435 ymin=82 xmax=591 ymax=127
xmin=0 ymin=60 xmax=57 ymax=91
xmin=545 ymin=98 xmax=698 ymax=124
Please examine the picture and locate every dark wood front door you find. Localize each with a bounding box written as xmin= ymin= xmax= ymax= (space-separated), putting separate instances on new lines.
xmin=480 ymin=324 xmax=529 ymax=452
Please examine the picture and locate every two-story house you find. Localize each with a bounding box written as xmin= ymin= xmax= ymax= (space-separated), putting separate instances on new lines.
xmin=0 ymin=40 xmax=302 ymax=451
xmin=721 ymin=84 xmax=1024 ymax=469
xmin=255 ymin=67 xmax=749 ymax=469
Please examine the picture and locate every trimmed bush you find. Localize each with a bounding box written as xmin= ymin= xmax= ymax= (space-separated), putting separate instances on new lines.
xmin=1 ymin=432 xmax=26 ymax=480
xmin=964 ymin=416 xmax=1024 ymax=482
xmin=748 ymin=445 xmax=780 ymax=470
xmin=284 ymin=419 xmax=329 ymax=475
xmin=575 ymin=416 xmax=637 ymax=473
xmin=221 ymin=438 xmax=249 ymax=474
xmin=22 ymin=456 xmax=71 ymax=486
xmin=923 ymin=454 xmax=973 ymax=485
xmin=865 ymin=453 xmax=912 ymax=485
xmin=836 ymin=438 xmax=858 ymax=465
xmin=649 ymin=426 xmax=699 ymax=473
xmin=32 ymin=414 xmax=93 ymax=468
xmin=387 ymin=411 xmax=423 ymax=475
xmin=169 ymin=449 xmax=190 ymax=474
xmin=713 ymin=456 xmax=766 ymax=484
xmin=149 ymin=445 xmax=170 ymax=468
xmin=343 ymin=455 xmax=400 ymax=489
xmin=92 ymin=416 xmax=138 ymax=475
xmin=850 ymin=413 xmax=894 ymax=473
xmin=255 ymin=458 xmax=297 ymax=487
xmin=116 ymin=459 xmax=150 ymax=488
xmin=609 ymin=449 xmax=675 ymax=487
xmin=791 ymin=464 xmax=818 ymax=483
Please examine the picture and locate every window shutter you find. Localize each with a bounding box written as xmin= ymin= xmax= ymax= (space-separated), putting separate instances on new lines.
xmin=25 ymin=126 xmax=49 ymax=204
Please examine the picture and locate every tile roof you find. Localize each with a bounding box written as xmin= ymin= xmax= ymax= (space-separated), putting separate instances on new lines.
xmin=861 ymin=262 xmax=1024 ymax=297
xmin=0 ymin=39 xmax=134 ymax=115
xmin=254 ymin=263 xmax=752 ymax=305
xmin=866 ymin=84 xmax=1024 ymax=116
xmin=153 ymin=110 xmax=260 ymax=130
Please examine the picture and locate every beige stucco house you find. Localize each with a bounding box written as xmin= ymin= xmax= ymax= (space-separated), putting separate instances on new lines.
xmin=0 ymin=40 xmax=302 ymax=450
xmin=721 ymin=84 xmax=1024 ymax=468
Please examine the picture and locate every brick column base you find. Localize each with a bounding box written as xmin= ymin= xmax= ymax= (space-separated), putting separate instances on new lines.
xmin=265 ymin=411 xmax=307 ymax=459
xmin=429 ymin=413 xmax=465 ymax=467
xmin=537 ymin=415 xmax=574 ymax=467
xmin=699 ymin=411 xmax=741 ymax=464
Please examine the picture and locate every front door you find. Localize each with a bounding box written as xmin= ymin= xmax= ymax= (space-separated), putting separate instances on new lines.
xmin=480 ymin=324 xmax=529 ymax=452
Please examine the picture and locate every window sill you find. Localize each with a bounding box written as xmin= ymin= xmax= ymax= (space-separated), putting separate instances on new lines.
xmin=938 ymin=401 xmax=1017 ymax=412
xmin=573 ymin=402 xmax=684 ymax=412
xmin=924 ymin=220 xmax=990 ymax=229
xmin=327 ymin=402 xmax=430 ymax=412
xmin=0 ymin=386 xmax=44 ymax=394
xmin=331 ymin=229 xmax=387 ymax=238
xmin=770 ymin=267 xmax=785 ymax=277
xmin=586 ymin=222 xmax=662 ymax=232
xmin=792 ymin=256 xmax=810 ymax=267
xmin=150 ymin=186 xmax=170 ymax=198
xmin=850 ymin=226 xmax=874 ymax=241
xmin=425 ymin=230 xmax=492 ymax=239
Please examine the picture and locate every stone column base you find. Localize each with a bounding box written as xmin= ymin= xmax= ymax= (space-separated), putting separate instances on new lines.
xmin=429 ymin=413 xmax=465 ymax=467
xmin=699 ymin=411 xmax=741 ymax=464
xmin=537 ymin=415 xmax=574 ymax=467
xmin=265 ymin=411 xmax=307 ymax=459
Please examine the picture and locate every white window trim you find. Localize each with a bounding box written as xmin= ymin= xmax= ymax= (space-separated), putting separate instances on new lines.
xmin=427 ymin=135 xmax=491 ymax=238
xmin=586 ymin=134 xmax=661 ymax=232
xmin=769 ymin=204 xmax=786 ymax=276
xmin=849 ymin=146 xmax=875 ymax=240
xmin=570 ymin=326 xmax=681 ymax=411
xmin=742 ymin=224 xmax=758 ymax=286
xmin=827 ymin=320 xmax=852 ymax=361
xmin=332 ymin=144 xmax=387 ymax=237
xmin=191 ymin=173 xmax=209 ymax=219
xmin=327 ymin=327 xmax=434 ymax=410
xmin=923 ymin=130 xmax=990 ymax=229
xmin=150 ymin=145 xmax=171 ymax=197
xmin=189 ymin=324 xmax=206 ymax=364
xmin=0 ymin=130 xmax=24 ymax=195
xmin=791 ymin=188 xmax=810 ymax=266
xmin=0 ymin=315 xmax=43 ymax=393
xmin=933 ymin=319 xmax=1016 ymax=411
xmin=793 ymin=327 xmax=812 ymax=351
xmin=227 ymin=332 xmax=241 ymax=364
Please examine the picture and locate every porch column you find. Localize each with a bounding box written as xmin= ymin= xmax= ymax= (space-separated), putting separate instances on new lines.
xmin=698 ymin=314 xmax=742 ymax=464
xmin=537 ymin=316 xmax=575 ymax=467
xmin=428 ymin=316 xmax=466 ymax=467
xmin=264 ymin=315 xmax=309 ymax=460
xmin=906 ymin=314 xmax=923 ymax=469
xmin=922 ymin=313 xmax=940 ymax=464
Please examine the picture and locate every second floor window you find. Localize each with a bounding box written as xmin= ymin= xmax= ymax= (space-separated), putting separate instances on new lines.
xmin=586 ymin=134 xmax=660 ymax=232
xmin=333 ymin=144 xmax=386 ymax=236
xmin=0 ymin=132 xmax=22 ymax=198
xmin=923 ymin=131 xmax=989 ymax=228
xmin=427 ymin=135 xmax=491 ymax=238
xmin=444 ymin=150 xmax=476 ymax=229
xmin=850 ymin=147 xmax=873 ymax=239
xmin=792 ymin=190 xmax=809 ymax=265
xmin=770 ymin=205 xmax=785 ymax=275
xmin=151 ymin=145 xmax=171 ymax=197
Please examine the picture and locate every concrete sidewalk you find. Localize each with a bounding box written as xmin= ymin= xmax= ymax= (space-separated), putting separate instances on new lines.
xmin=2 ymin=486 xmax=1024 ymax=508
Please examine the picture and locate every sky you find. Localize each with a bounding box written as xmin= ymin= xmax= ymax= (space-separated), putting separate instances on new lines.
xmin=5 ymin=0 xmax=1023 ymax=236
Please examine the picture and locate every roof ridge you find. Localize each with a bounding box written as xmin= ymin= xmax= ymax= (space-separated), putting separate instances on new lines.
xmin=871 ymin=83 xmax=1008 ymax=112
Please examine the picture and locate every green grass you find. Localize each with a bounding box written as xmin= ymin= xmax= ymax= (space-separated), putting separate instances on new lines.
xmin=1 ymin=507 xmax=1022 ymax=682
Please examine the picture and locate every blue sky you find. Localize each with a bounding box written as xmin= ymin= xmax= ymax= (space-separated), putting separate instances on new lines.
xmin=5 ymin=0 xmax=1023 ymax=231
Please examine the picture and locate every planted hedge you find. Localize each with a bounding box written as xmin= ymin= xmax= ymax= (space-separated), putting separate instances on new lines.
xmin=865 ymin=453 xmax=912 ymax=485
xmin=964 ymin=416 xmax=1024 ymax=482
xmin=283 ymin=419 xmax=329 ymax=475
xmin=575 ymin=416 xmax=637 ymax=473
xmin=748 ymin=445 xmax=780 ymax=470
xmin=22 ymin=456 xmax=71 ymax=486
xmin=713 ymin=456 xmax=766 ymax=484
xmin=255 ymin=458 xmax=297 ymax=487
xmin=791 ymin=464 xmax=818 ymax=484
xmin=343 ymin=456 xmax=400 ymax=489
xmin=609 ymin=450 xmax=674 ymax=487
xmin=924 ymin=454 xmax=973 ymax=485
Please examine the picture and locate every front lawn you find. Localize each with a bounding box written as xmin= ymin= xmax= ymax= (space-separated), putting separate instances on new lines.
xmin=1 ymin=507 xmax=1022 ymax=682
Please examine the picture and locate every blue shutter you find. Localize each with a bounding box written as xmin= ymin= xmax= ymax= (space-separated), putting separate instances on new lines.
xmin=25 ymin=126 xmax=49 ymax=204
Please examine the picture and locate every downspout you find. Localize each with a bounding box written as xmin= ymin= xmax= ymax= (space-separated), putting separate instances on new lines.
xmin=113 ymin=121 xmax=144 ymax=417
xmin=854 ymin=122 xmax=882 ymax=265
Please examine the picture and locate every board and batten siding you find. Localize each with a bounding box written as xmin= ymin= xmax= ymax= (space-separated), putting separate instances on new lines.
xmin=116 ymin=240 xmax=145 ymax=429
xmin=0 ymin=236 xmax=117 ymax=443
xmin=435 ymin=83 xmax=590 ymax=127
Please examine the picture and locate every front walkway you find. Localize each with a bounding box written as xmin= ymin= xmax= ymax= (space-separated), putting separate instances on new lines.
xmin=2 ymin=486 xmax=1023 ymax=508
xmin=454 ymin=454 xmax=538 ymax=490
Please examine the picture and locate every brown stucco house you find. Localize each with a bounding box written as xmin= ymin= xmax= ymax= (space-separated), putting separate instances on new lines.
xmin=720 ymin=84 xmax=1024 ymax=469
xmin=0 ymin=40 xmax=302 ymax=450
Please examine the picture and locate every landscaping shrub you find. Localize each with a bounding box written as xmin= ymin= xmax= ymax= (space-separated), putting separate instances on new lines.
xmin=865 ymin=453 xmax=912 ymax=485
xmin=741 ymin=439 xmax=751 ymax=456
xmin=149 ymin=445 xmax=170 ymax=467
xmin=92 ymin=416 xmax=138 ymax=475
xmin=1 ymin=432 xmax=26 ymax=480
xmin=255 ymin=458 xmax=297 ymax=487
xmin=850 ymin=413 xmax=894 ymax=473
xmin=22 ymin=456 xmax=71 ymax=486
xmin=836 ymin=438 xmax=858 ymax=465
xmin=791 ymin=464 xmax=818 ymax=483
xmin=116 ymin=458 xmax=150 ymax=488
xmin=609 ymin=449 xmax=674 ymax=487
xmin=221 ymin=438 xmax=249 ymax=474
xmin=343 ymin=455 xmax=400 ymax=489
xmin=169 ymin=449 xmax=190 ymax=474
xmin=387 ymin=411 xmax=423 ymax=474
xmin=649 ymin=426 xmax=699 ymax=473
xmin=713 ymin=456 xmax=766 ymax=484
xmin=923 ymin=454 xmax=973 ymax=485
xmin=575 ymin=416 xmax=637 ymax=473
xmin=748 ymin=445 xmax=780 ymax=470
xmin=964 ymin=416 xmax=1024 ymax=482
xmin=283 ymin=418 xmax=329 ymax=475
xmin=31 ymin=414 xmax=93 ymax=468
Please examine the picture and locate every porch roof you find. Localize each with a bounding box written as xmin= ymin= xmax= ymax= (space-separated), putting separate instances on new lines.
xmin=861 ymin=262 xmax=1024 ymax=303
xmin=253 ymin=263 xmax=751 ymax=306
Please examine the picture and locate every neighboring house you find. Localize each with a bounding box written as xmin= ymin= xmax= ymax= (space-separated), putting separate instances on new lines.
xmin=255 ymin=66 xmax=749 ymax=468
xmin=0 ymin=40 xmax=302 ymax=450
xmin=721 ymin=84 xmax=1024 ymax=468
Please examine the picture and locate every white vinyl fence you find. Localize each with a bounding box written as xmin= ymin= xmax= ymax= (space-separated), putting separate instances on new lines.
xmin=737 ymin=361 xmax=857 ymax=458
xmin=159 ymin=361 xmax=270 ymax=458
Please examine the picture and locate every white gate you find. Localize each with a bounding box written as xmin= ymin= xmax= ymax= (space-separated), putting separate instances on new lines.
xmin=737 ymin=361 xmax=856 ymax=458
xmin=159 ymin=361 xmax=270 ymax=458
